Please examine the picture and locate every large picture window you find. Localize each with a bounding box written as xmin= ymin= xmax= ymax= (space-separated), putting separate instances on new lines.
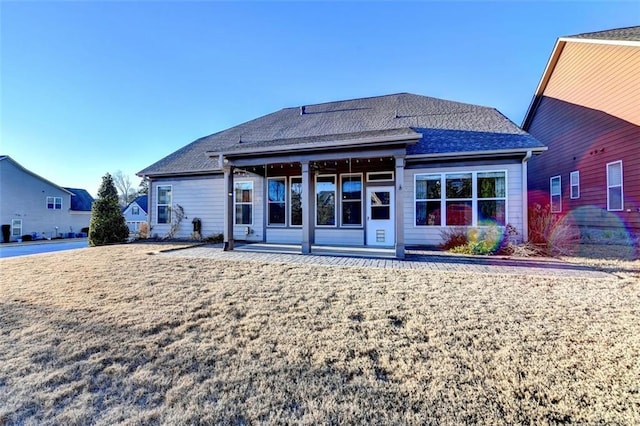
xmin=157 ymin=185 xmax=172 ymax=224
xmin=268 ymin=178 xmax=286 ymax=226
xmin=415 ymin=174 xmax=442 ymax=226
xmin=415 ymin=171 xmax=507 ymax=227
xmin=235 ymin=181 xmax=253 ymax=225
xmin=341 ymin=174 xmax=362 ymax=226
xmin=550 ymin=176 xmax=561 ymax=213
xmin=316 ymin=175 xmax=336 ymax=226
xmin=290 ymin=177 xmax=303 ymax=226
xmin=47 ymin=196 xmax=62 ymax=210
xmin=607 ymin=161 xmax=623 ymax=211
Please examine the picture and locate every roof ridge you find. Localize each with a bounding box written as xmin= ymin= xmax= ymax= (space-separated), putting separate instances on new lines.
xmin=564 ymin=25 xmax=640 ymax=41
xmin=284 ymin=92 xmax=412 ymax=110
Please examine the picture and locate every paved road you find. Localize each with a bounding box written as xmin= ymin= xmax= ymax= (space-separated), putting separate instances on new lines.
xmin=0 ymin=239 xmax=88 ymax=258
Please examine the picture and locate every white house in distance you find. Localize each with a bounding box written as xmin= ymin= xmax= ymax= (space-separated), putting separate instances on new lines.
xmin=0 ymin=155 xmax=94 ymax=241
xmin=122 ymin=195 xmax=148 ymax=234
xmin=138 ymin=93 xmax=546 ymax=258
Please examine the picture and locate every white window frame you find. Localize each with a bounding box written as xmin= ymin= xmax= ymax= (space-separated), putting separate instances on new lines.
xmin=366 ymin=171 xmax=394 ymax=182
xmin=132 ymin=205 xmax=140 ymax=215
xmin=570 ymin=171 xmax=580 ymax=199
xmin=267 ymin=177 xmax=287 ymax=227
xmin=289 ymin=176 xmax=303 ymax=228
xmin=550 ymin=176 xmax=562 ymax=213
xmin=11 ymin=219 xmax=22 ymax=238
xmin=340 ymin=173 xmax=363 ymax=227
xmin=156 ymin=185 xmax=172 ymax=224
xmin=46 ymin=196 xmax=62 ymax=210
xmin=606 ymin=161 xmax=623 ymax=211
xmin=414 ymin=170 xmax=508 ymax=227
xmin=234 ymin=181 xmax=254 ymax=226
xmin=315 ymin=174 xmax=337 ymax=227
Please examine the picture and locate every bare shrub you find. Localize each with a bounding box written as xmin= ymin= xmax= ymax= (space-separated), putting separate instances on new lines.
xmin=439 ymin=227 xmax=468 ymax=250
xmin=528 ymin=203 xmax=579 ymax=256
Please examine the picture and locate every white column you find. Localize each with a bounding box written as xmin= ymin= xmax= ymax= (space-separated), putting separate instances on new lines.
xmin=223 ymin=166 xmax=234 ymax=251
xmin=394 ymin=156 xmax=405 ymax=259
xmin=301 ymin=161 xmax=313 ymax=254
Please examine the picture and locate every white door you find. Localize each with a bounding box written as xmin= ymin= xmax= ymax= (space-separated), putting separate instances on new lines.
xmin=366 ymin=186 xmax=394 ymax=246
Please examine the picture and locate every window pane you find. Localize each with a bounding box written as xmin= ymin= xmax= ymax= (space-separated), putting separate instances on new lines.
xmin=551 ymin=177 xmax=560 ymax=195
xmin=158 ymin=187 xmax=171 ymax=204
xmin=371 ymin=206 xmax=390 ymax=220
xmin=157 ymin=205 xmax=171 ymax=224
xmin=446 ymin=201 xmax=472 ymax=226
xmin=342 ymin=201 xmax=362 ymax=225
xmin=47 ymin=197 xmax=54 ymax=209
xmin=269 ymin=203 xmax=286 ymax=225
xmin=416 ymin=175 xmax=440 ymax=200
xmin=551 ymin=195 xmax=561 ymax=213
xmin=478 ymin=172 xmax=505 ymax=198
xmin=609 ymin=187 xmax=623 ymax=211
xmin=290 ymin=178 xmax=302 ymax=226
xmin=316 ymin=177 xmax=335 ymax=226
xmin=608 ymin=163 xmax=622 ymax=186
xmin=416 ymin=201 xmax=441 ymax=226
xmin=370 ymin=191 xmax=390 ymax=206
xmin=235 ymin=182 xmax=253 ymax=202
xmin=55 ymin=198 xmax=62 ymax=209
xmin=268 ymin=179 xmax=286 ymax=202
xmin=235 ymin=205 xmax=252 ymax=225
xmin=342 ymin=176 xmax=361 ymax=200
xmin=446 ymin=174 xmax=472 ymax=198
xmin=478 ymin=200 xmax=506 ymax=226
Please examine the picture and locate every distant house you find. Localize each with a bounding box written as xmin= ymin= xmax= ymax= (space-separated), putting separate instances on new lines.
xmin=122 ymin=195 xmax=148 ymax=234
xmin=139 ymin=93 xmax=545 ymax=258
xmin=0 ymin=155 xmax=94 ymax=241
xmin=522 ymin=26 xmax=640 ymax=236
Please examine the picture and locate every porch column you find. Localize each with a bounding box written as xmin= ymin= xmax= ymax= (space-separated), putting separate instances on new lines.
xmin=301 ymin=161 xmax=313 ymax=254
xmin=223 ymin=165 xmax=234 ymax=251
xmin=394 ymin=156 xmax=405 ymax=259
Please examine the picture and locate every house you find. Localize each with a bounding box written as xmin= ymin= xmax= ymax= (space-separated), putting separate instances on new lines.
xmin=122 ymin=195 xmax=148 ymax=234
xmin=0 ymin=155 xmax=94 ymax=241
xmin=138 ymin=93 xmax=545 ymax=258
xmin=522 ymin=26 xmax=640 ymax=237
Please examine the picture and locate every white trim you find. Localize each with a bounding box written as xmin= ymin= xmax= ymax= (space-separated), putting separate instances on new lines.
xmin=46 ymin=196 xmax=63 ymax=210
xmin=315 ymin=174 xmax=337 ymax=227
xmin=267 ymin=176 xmax=287 ymax=227
xmin=234 ymin=180 xmax=254 ymax=226
xmin=289 ymin=176 xmax=303 ymax=228
xmin=558 ymin=36 xmax=640 ymax=48
xmin=340 ymin=173 xmax=363 ymax=228
xmin=366 ymin=171 xmax=394 ymax=182
xmin=11 ymin=219 xmax=22 ymax=238
xmin=570 ymin=171 xmax=580 ymax=199
xmin=414 ymin=173 xmax=443 ymax=227
xmin=156 ymin=184 xmax=172 ymax=224
xmin=606 ymin=160 xmax=624 ymax=211
xmin=550 ymin=175 xmax=562 ymax=213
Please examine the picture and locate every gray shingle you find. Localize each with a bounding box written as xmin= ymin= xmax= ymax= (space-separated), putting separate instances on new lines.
xmin=565 ymin=26 xmax=640 ymax=42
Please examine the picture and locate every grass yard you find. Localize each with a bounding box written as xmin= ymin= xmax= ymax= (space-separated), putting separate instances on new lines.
xmin=0 ymin=243 xmax=638 ymax=425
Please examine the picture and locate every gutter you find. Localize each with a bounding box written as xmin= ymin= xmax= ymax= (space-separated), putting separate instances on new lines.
xmin=521 ymin=150 xmax=533 ymax=242
xmin=405 ymin=146 xmax=546 ymax=161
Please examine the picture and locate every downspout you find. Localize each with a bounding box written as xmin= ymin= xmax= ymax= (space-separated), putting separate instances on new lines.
xmin=522 ymin=151 xmax=533 ymax=242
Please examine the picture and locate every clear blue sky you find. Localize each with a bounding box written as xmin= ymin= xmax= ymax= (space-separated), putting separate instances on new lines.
xmin=2 ymin=1 xmax=638 ymax=197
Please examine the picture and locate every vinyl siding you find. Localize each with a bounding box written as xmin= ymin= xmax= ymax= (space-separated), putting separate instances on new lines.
xmin=266 ymin=228 xmax=303 ymax=244
xmin=403 ymin=163 xmax=523 ymax=247
xmin=315 ymin=229 xmax=364 ymax=246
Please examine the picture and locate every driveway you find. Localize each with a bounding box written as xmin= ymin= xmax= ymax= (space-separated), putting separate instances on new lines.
xmin=0 ymin=239 xmax=88 ymax=258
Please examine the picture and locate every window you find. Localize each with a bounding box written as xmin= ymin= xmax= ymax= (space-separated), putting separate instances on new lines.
xmin=316 ymin=175 xmax=336 ymax=226
xmin=47 ymin=196 xmax=62 ymax=210
xmin=477 ymin=172 xmax=506 ymax=226
xmin=607 ymin=161 xmax=623 ymax=211
xmin=446 ymin=173 xmax=473 ymax=225
xmin=290 ymin=177 xmax=303 ymax=227
xmin=341 ymin=174 xmax=362 ymax=226
xmin=157 ymin=185 xmax=172 ymax=224
xmin=132 ymin=205 xmax=140 ymax=215
xmin=234 ymin=181 xmax=253 ymax=225
xmin=267 ymin=178 xmax=286 ymax=226
xmin=570 ymin=171 xmax=580 ymax=199
xmin=366 ymin=171 xmax=394 ymax=182
xmin=415 ymin=174 xmax=442 ymax=226
xmin=11 ymin=219 xmax=22 ymax=238
xmin=550 ymin=176 xmax=561 ymax=213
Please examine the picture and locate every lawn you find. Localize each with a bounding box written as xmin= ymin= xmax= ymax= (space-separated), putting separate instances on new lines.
xmin=1 ymin=243 xmax=638 ymax=425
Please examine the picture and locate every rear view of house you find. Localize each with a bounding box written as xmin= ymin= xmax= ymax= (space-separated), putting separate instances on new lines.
xmin=523 ymin=27 xmax=640 ymax=237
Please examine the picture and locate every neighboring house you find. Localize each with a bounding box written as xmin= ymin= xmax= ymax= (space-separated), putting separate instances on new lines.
xmin=138 ymin=93 xmax=545 ymax=258
xmin=522 ymin=26 xmax=640 ymax=236
xmin=122 ymin=195 xmax=148 ymax=234
xmin=0 ymin=155 xmax=94 ymax=241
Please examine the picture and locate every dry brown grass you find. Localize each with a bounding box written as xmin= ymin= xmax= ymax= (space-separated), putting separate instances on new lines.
xmin=1 ymin=243 xmax=639 ymax=425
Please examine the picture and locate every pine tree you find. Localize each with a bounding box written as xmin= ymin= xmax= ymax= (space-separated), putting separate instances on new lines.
xmin=89 ymin=173 xmax=130 ymax=246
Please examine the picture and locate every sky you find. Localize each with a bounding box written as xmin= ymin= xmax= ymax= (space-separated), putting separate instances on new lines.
xmin=1 ymin=1 xmax=638 ymax=197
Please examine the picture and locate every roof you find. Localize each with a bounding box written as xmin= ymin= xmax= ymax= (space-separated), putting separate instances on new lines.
xmin=139 ymin=93 xmax=544 ymax=177
xmin=564 ymin=26 xmax=640 ymax=42
xmin=123 ymin=195 xmax=148 ymax=214
xmin=63 ymin=188 xmax=95 ymax=211
xmin=522 ymin=26 xmax=640 ymax=129
xmin=1 ymin=155 xmax=74 ymax=195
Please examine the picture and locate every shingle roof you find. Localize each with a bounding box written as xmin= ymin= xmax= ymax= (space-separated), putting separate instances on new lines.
xmin=566 ymin=26 xmax=640 ymax=42
xmin=139 ymin=93 xmax=543 ymax=176
xmin=63 ymin=188 xmax=94 ymax=211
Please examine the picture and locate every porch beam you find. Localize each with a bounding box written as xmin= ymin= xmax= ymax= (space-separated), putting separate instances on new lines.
xmin=223 ymin=166 xmax=234 ymax=251
xmin=226 ymin=148 xmax=407 ymax=168
xmin=394 ymin=156 xmax=405 ymax=259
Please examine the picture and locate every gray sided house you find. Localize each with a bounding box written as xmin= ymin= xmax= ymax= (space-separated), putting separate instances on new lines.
xmin=122 ymin=195 xmax=148 ymax=234
xmin=0 ymin=155 xmax=94 ymax=241
xmin=138 ymin=93 xmax=545 ymax=258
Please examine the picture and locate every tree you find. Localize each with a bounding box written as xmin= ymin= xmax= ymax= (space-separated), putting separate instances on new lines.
xmin=89 ymin=173 xmax=130 ymax=246
xmin=138 ymin=178 xmax=149 ymax=195
xmin=113 ymin=170 xmax=137 ymax=206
